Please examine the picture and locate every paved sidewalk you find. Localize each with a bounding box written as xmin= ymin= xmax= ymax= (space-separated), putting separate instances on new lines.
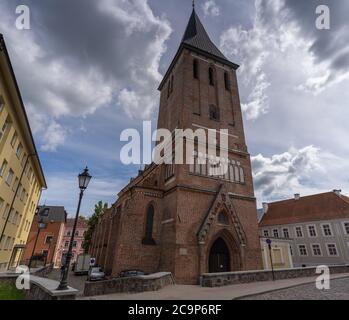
xmin=80 ymin=273 xmax=349 ymax=300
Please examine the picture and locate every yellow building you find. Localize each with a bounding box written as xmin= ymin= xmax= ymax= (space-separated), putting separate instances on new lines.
xmin=260 ymin=237 xmax=294 ymax=270
xmin=0 ymin=34 xmax=46 ymax=271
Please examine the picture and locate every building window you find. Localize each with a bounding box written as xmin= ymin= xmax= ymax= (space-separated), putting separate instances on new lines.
xmin=295 ymin=226 xmax=303 ymax=238
xmin=343 ymin=222 xmax=349 ymax=235
xmin=263 ymin=230 xmax=269 ymax=237
xmin=209 ymin=67 xmax=214 ymax=86
xmin=218 ymin=212 xmax=228 ymax=225
xmin=143 ymin=204 xmax=155 ymax=245
xmin=308 ymin=225 xmax=317 ymax=237
xmin=283 ymin=228 xmax=290 ymax=238
xmin=327 ymin=243 xmax=338 ymax=256
xmin=273 ymin=229 xmax=279 ymax=238
xmin=312 ymin=244 xmax=322 ymax=256
xmin=64 ymin=241 xmax=69 ymax=248
xmin=10 ymin=132 xmax=17 ymax=147
xmin=0 ymin=119 xmax=9 ymax=141
xmin=75 ymin=231 xmax=79 ymax=236
xmin=67 ymin=231 xmax=71 ymax=236
xmin=45 ymin=236 xmax=53 ymax=244
xmin=322 ymin=224 xmax=332 ymax=237
xmin=0 ymin=95 xmax=4 ymax=112
xmin=224 ymin=72 xmax=230 ymax=90
xmin=298 ymin=245 xmax=308 ymax=256
xmin=0 ymin=160 xmax=8 ymax=177
xmin=73 ymin=241 xmax=77 ymax=248
xmin=16 ymin=143 xmax=23 ymax=158
xmin=209 ymin=105 xmax=220 ymax=121
xmin=193 ymin=59 xmax=199 ymax=79
xmin=5 ymin=169 xmax=14 ymax=186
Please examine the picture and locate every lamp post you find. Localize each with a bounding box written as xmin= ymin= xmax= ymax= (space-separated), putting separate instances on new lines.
xmin=28 ymin=213 xmax=47 ymax=269
xmin=57 ymin=167 xmax=92 ymax=290
xmin=266 ymin=238 xmax=275 ymax=281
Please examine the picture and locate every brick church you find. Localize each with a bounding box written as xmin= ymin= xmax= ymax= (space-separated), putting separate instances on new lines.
xmin=90 ymin=7 xmax=262 ymax=284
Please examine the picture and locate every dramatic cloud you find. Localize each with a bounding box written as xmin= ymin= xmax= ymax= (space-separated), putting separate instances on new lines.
xmin=252 ymin=145 xmax=349 ymax=205
xmin=0 ymin=0 xmax=172 ymax=150
xmin=220 ymin=0 xmax=349 ymax=120
xmin=202 ymin=0 xmax=220 ymax=17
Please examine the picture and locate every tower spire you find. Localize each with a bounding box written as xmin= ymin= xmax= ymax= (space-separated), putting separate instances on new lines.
xmin=192 ymin=0 xmax=195 ymax=9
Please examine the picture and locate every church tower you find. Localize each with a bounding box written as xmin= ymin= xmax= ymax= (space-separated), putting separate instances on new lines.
xmin=90 ymin=6 xmax=262 ymax=285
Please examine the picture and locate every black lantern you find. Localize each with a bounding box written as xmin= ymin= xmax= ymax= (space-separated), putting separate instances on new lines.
xmin=78 ymin=167 xmax=92 ymax=190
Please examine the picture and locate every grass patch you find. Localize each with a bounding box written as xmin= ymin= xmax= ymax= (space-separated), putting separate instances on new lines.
xmin=0 ymin=282 xmax=25 ymax=300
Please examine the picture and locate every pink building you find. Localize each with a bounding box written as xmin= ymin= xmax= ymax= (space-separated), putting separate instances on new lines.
xmin=54 ymin=217 xmax=88 ymax=267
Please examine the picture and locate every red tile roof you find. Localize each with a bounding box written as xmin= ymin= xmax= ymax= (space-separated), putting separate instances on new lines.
xmin=259 ymin=192 xmax=349 ymax=227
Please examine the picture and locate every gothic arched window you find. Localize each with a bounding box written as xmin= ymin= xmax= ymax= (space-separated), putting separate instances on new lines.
xmin=209 ymin=67 xmax=214 ymax=86
xmin=209 ymin=105 xmax=220 ymax=121
xmin=193 ymin=59 xmax=199 ymax=79
xmin=143 ymin=204 xmax=156 ymax=245
xmin=218 ymin=211 xmax=228 ymax=225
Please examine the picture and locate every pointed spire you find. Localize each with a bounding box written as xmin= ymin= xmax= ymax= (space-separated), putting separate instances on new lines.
xmin=181 ymin=8 xmax=227 ymax=61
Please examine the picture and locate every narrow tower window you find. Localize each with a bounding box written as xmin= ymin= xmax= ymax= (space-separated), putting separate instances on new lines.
xmin=224 ymin=72 xmax=230 ymax=90
xmin=143 ymin=204 xmax=155 ymax=245
xmin=193 ymin=59 xmax=199 ymax=79
xmin=209 ymin=105 xmax=220 ymax=121
xmin=209 ymin=67 xmax=214 ymax=86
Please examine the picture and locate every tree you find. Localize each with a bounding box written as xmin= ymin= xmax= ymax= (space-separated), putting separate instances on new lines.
xmin=83 ymin=201 xmax=108 ymax=254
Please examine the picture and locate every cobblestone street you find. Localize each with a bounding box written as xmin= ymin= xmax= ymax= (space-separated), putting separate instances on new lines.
xmin=241 ymin=277 xmax=349 ymax=300
xmin=46 ymin=269 xmax=87 ymax=296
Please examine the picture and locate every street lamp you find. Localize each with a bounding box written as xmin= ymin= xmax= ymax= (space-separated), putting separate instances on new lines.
xmin=57 ymin=167 xmax=92 ymax=290
xmin=28 ymin=213 xmax=47 ymax=269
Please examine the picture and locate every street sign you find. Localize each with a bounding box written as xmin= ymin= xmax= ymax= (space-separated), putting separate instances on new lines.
xmin=266 ymin=238 xmax=272 ymax=245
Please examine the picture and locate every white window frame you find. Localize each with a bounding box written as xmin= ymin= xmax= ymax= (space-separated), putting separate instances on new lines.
xmin=326 ymin=243 xmax=339 ymax=257
xmin=294 ymin=226 xmax=304 ymax=238
xmin=298 ymin=244 xmax=308 ymax=256
xmin=272 ymin=229 xmax=279 ymax=238
xmin=321 ymin=223 xmax=333 ymax=237
xmin=263 ymin=229 xmax=269 ymax=237
xmin=311 ymin=243 xmax=323 ymax=257
xmin=342 ymin=222 xmax=349 ymax=235
xmin=282 ymin=227 xmax=290 ymax=238
xmin=307 ymin=224 xmax=317 ymax=238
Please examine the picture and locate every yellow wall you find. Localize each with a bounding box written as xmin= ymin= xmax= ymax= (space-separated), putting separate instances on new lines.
xmin=0 ymin=59 xmax=44 ymax=271
xmin=260 ymin=238 xmax=294 ymax=270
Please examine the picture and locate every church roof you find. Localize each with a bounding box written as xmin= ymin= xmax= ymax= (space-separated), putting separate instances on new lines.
xmin=158 ymin=8 xmax=238 ymax=90
xmin=182 ymin=9 xmax=228 ymax=61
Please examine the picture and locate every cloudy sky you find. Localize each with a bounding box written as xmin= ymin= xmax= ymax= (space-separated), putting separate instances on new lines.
xmin=1 ymin=0 xmax=348 ymax=216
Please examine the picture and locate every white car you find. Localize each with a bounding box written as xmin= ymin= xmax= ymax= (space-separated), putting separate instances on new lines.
xmin=88 ymin=267 xmax=106 ymax=281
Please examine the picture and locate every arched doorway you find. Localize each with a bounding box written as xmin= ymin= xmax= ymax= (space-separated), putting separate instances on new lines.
xmin=209 ymin=238 xmax=230 ymax=273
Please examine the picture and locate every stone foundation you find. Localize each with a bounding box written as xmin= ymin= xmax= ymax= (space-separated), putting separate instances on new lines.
xmin=84 ymin=272 xmax=174 ymax=297
xmin=201 ymin=264 xmax=349 ymax=287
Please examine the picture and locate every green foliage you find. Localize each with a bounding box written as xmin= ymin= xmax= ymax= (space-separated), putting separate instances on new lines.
xmin=0 ymin=283 xmax=25 ymax=300
xmin=82 ymin=201 xmax=108 ymax=253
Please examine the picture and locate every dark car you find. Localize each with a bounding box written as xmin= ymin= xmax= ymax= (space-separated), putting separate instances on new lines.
xmin=119 ymin=270 xmax=145 ymax=278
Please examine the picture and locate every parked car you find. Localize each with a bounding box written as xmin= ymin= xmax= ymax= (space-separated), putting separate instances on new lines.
xmin=119 ymin=270 xmax=145 ymax=278
xmin=87 ymin=267 xmax=106 ymax=281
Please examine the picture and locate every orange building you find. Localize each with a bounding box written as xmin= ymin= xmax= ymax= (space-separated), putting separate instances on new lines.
xmin=22 ymin=206 xmax=66 ymax=267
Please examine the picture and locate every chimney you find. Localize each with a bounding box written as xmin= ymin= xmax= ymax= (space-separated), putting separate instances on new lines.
xmin=294 ymin=193 xmax=300 ymax=200
xmin=262 ymin=202 xmax=269 ymax=214
xmin=333 ymin=189 xmax=342 ymax=196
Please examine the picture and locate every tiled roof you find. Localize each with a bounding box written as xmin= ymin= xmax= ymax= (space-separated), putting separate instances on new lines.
xmin=259 ymin=192 xmax=349 ymax=227
xmin=182 ymin=9 xmax=228 ymax=61
xmin=66 ymin=217 xmax=88 ymax=228
xmin=36 ymin=205 xmax=67 ymax=223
